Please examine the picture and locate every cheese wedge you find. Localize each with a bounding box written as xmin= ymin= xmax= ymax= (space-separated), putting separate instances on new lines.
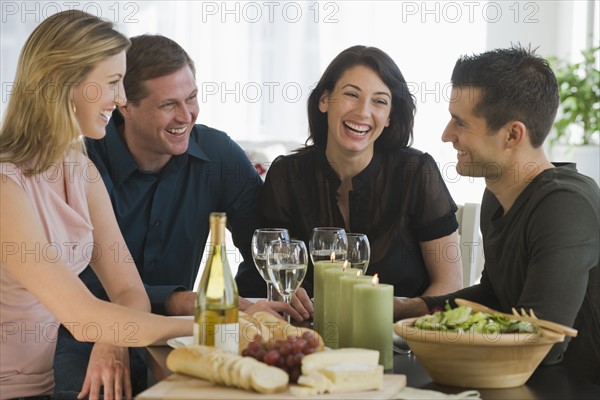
xmin=301 ymin=348 xmax=379 ymax=376
xmin=321 ymin=363 xmax=384 ymax=393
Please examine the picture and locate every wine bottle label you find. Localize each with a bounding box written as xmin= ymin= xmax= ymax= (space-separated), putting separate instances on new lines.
xmin=214 ymin=322 xmax=240 ymax=354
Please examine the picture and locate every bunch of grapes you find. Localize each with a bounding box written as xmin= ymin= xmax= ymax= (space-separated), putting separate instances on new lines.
xmin=241 ymin=331 xmax=321 ymax=383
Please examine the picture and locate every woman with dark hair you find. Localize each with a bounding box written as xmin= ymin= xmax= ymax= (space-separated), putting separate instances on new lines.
xmin=260 ymin=45 xmax=463 ymax=299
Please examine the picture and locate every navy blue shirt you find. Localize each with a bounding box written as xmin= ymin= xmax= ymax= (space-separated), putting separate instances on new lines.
xmin=83 ymin=112 xmax=266 ymax=314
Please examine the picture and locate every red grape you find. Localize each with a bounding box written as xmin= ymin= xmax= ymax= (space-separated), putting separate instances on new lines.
xmin=263 ymin=349 xmax=280 ymax=366
xmin=241 ymin=334 xmax=321 ymax=382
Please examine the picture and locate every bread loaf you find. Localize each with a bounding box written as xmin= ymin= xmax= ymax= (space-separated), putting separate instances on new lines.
xmin=167 ymin=344 xmax=289 ymax=394
xmin=252 ymin=311 xmax=324 ymax=350
xmin=165 ymin=345 xmax=215 ymax=381
xmin=239 ymin=312 xmax=267 ymax=352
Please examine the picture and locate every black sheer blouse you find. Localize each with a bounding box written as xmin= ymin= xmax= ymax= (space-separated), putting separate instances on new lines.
xmin=259 ymin=146 xmax=458 ymax=297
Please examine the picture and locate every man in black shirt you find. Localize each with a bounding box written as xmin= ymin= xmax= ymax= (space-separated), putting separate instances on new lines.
xmin=394 ymin=46 xmax=599 ymax=385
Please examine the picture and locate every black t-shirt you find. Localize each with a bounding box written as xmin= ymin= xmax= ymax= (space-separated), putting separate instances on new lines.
xmin=424 ymin=164 xmax=600 ymax=384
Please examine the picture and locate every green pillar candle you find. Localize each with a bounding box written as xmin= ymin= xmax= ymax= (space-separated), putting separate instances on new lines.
xmin=338 ymin=274 xmax=373 ymax=348
xmin=313 ymin=259 xmax=345 ymax=337
xmin=323 ymin=264 xmax=361 ymax=349
xmin=352 ymin=277 xmax=394 ymax=370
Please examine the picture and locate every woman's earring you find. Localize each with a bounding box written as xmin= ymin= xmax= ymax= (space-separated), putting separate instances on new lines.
xmin=71 ymin=100 xmax=77 ymax=114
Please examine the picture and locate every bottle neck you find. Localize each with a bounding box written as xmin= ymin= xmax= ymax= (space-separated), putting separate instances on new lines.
xmin=209 ymin=213 xmax=227 ymax=248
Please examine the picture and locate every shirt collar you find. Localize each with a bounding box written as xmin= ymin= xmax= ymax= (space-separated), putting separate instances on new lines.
xmin=552 ymin=162 xmax=577 ymax=171
xmin=186 ymin=129 xmax=210 ymax=161
xmin=104 ymin=111 xmax=138 ymax=187
xmin=352 ymin=152 xmax=382 ymax=188
xmin=105 ymin=111 xmax=211 ymax=186
xmin=317 ymin=147 xmax=382 ymax=188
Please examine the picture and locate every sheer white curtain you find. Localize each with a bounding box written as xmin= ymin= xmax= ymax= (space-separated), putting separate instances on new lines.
xmin=2 ymin=1 xmax=595 ymax=206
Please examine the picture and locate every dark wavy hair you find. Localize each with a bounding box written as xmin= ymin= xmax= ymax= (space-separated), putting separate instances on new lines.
xmin=451 ymin=45 xmax=559 ymax=148
xmin=306 ymin=45 xmax=416 ymax=152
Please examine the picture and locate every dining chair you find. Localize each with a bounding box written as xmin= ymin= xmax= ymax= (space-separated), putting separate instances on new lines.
xmin=456 ymin=203 xmax=484 ymax=287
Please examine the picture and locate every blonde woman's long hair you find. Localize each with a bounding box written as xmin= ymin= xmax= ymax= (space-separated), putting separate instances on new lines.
xmin=0 ymin=10 xmax=130 ymax=175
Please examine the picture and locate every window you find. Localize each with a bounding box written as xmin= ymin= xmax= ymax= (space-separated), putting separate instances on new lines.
xmin=2 ymin=1 xmax=596 ymax=206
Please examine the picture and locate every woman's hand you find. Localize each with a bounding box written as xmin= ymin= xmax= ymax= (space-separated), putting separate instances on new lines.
xmin=78 ymin=343 xmax=131 ymax=400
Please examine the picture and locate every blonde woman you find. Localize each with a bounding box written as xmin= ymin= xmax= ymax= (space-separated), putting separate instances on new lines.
xmin=0 ymin=11 xmax=192 ymax=399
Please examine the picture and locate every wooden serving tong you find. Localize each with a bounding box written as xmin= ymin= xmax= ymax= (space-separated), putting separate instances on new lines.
xmin=455 ymin=298 xmax=578 ymax=337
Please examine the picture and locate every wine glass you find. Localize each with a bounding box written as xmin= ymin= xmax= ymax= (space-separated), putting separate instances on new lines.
xmin=309 ymin=227 xmax=347 ymax=334
xmin=346 ymin=233 xmax=370 ymax=274
xmin=309 ymin=227 xmax=348 ymax=264
xmin=266 ymin=239 xmax=308 ymax=322
xmin=251 ymin=228 xmax=289 ymax=301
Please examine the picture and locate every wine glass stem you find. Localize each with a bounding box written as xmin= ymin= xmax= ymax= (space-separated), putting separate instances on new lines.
xmin=282 ymin=294 xmax=292 ymax=323
xmin=266 ymin=281 xmax=277 ymax=302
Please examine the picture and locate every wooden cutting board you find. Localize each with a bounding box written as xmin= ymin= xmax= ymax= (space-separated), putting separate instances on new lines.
xmin=137 ymin=373 xmax=407 ymax=399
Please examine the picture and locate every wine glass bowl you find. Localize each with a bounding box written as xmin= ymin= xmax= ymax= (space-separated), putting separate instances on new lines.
xmin=266 ymin=239 xmax=308 ymax=321
xmin=346 ymin=232 xmax=370 ymax=274
xmin=251 ymin=228 xmax=289 ymax=301
xmin=309 ymin=227 xmax=348 ymax=263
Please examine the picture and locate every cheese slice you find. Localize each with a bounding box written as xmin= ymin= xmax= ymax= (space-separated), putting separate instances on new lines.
xmin=296 ymin=371 xmax=332 ymax=394
xmin=321 ymin=363 xmax=384 ymax=393
xmin=301 ymin=348 xmax=380 ymax=376
xmin=289 ymin=385 xmax=320 ymax=396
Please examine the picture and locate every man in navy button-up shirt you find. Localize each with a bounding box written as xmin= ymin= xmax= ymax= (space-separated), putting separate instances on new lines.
xmin=84 ymin=111 xmax=264 ymax=313
xmin=53 ymin=34 xmax=309 ymax=397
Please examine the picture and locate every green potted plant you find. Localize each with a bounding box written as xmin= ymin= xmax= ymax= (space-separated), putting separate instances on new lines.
xmin=547 ymin=46 xmax=599 ymax=183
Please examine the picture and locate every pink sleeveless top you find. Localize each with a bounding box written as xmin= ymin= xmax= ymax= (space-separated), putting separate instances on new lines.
xmin=1 ymin=152 xmax=93 ymax=398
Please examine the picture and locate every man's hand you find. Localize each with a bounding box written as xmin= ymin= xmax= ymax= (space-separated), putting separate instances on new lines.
xmin=244 ymin=300 xmax=302 ymax=321
xmin=393 ymin=297 xmax=428 ymax=322
xmin=78 ymin=343 xmax=131 ymax=400
xmin=166 ymin=288 xmax=314 ymax=322
xmin=241 ymin=288 xmax=312 ymax=322
xmin=165 ymin=290 xmax=196 ymax=316
xmin=290 ymin=287 xmax=312 ymax=319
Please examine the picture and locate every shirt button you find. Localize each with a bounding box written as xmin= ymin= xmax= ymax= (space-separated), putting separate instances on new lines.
xmin=153 ymin=220 xmax=161 ymax=227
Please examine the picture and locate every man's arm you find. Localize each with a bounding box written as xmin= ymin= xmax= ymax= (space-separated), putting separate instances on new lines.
xmin=216 ymin=137 xmax=267 ymax=298
xmin=394 ymin=277 xmax=500 ymax=322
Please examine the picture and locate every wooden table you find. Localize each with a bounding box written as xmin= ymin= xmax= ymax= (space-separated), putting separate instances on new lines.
xmin=136 ymin=345 xmax=599 ymax=399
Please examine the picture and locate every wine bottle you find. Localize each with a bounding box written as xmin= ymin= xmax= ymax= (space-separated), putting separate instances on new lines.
xmin=194 ymin=212 xmax=239 ymax=353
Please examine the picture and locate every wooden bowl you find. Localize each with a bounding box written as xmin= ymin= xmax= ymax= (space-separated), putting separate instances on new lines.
xmin=394 ymin=318 xmax=566 ymax=388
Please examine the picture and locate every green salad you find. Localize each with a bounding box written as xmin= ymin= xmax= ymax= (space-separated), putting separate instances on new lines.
xmin=414 ymin=303 xmax=538 ymax=334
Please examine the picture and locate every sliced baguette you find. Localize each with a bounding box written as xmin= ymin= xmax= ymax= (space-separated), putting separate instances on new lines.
xmin=167 ymin=345 xmax=289 ymax=394
xmin=250 ymin=364 xmax=290 ymax=394
xmin=166 ymin=345 xmax=215 ymax=381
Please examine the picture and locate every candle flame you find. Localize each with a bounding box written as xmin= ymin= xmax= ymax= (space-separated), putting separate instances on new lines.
xmin=330 ymin=252 xmax=335 ymax=262
xmin=371 ymin=274 xmax=379 ymax=286
xmin=356 ymin=270 xmax=362 ymax=277
xmin=342 ymin=260 xmax=348 ymax=271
